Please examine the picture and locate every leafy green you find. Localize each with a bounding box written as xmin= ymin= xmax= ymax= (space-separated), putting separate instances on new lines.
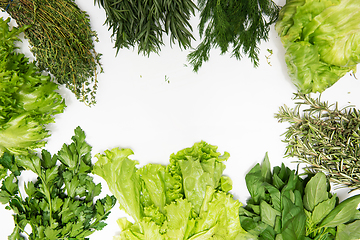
xmin=94 ymin=141 xmax=255 ymax=239
xmin=0 ymin=17 xmax=65 ymax=157
xmin=0 ymin=127 xmax=116 ymax=240
xmin=239 ymin=153 xmax=360 ymax=240
xmin=275 ymin=0 xmax=360 ymax=93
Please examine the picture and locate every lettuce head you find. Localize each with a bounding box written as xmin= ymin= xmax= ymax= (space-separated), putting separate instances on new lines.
xmin=276 ymin=0 xmax=360 ymax=93
xmin=93 ymin=141 xmax=256 ymax=239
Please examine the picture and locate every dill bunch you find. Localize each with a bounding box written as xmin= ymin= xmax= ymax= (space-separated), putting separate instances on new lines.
xmin=188 ymin=0 xmax=280 ymax=72
xmin=1 ymin=0 xmax=102 ymax=106
xmin=275 ymin=92 xmax=360 ymax=191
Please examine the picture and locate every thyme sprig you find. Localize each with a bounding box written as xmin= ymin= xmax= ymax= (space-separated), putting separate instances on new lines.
xmin=275 ymin=92 xmax=360 ymax=191
xmin=1 ymin=0 xmax=102 ymax=106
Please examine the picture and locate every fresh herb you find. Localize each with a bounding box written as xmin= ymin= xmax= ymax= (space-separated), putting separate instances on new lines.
xmin=275 ymin=92 xmax=360 ymax=191
xmin=275 ymin=0 xmax=360 ymax=93
xmin=94 ymin=0 xmax=197 ymax=56
xmin=1 ymin=0 xmax=102 ymax=106
xmin=265 ymin=49 xmax=273 ymax=66
xmin=239 ymin=153 xmax=360 ymax=240
xmin=187 ymin=0 xmax=280 ymax=72
xmin=0 ymin=17 xmax=65 ymax=157
xmin=0 ymin=127 xmax=116 ymax=239
xmin=93 ymin=141 xmax=256 ymax=239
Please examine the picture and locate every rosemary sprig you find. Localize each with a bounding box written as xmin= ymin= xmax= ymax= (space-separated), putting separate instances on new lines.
xmin=1 ymin=0 xmax=102 ymax=106
xmin=275 ymin=92 xmax=360 ymax=191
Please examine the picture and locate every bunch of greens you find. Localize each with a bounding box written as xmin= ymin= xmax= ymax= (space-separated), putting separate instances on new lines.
xmin=275 ymin=93 xmax=360 ymax=191
xmin=94 ymin=0 xmax=197 ymax=56
xmin=94 ymin=0 xmax=279 ymax=72
xmin=275 ymin=0 xmax=360 ymax=93
xmin=239 ymin=153 xmax=360 ymax=240
xmin=0 ymin=127 xmax=116 ymax=239
xmin=0 ymin=0 xmax=102 ymax=106
xmin=93 ymin=141 xmax=255 ymax=239
xmin=0 ymin=17 xmax=65 ymax=157
xmin=188 ymin=0 xmax=280 ymax=72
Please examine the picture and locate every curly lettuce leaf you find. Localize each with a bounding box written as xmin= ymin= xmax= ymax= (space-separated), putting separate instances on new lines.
xmin=168 ymin=141 xmax=230 ymax=213
xmin=0 ymin=17 xmax=65 ymax=156
xmin=137 ymin=164 xmax=167 ymax=212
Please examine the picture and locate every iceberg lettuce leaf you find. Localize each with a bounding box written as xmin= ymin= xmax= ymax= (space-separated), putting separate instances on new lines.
xmin=276 ymin=0 xmax=360 ymax=93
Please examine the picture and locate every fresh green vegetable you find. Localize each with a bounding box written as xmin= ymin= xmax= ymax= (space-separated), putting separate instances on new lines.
xmin=275 ymin=92 xmax=360 ymax=191
xmin=0 ymin=127 xmax=116 ymax=239
xmin=0 ymin=17 xmax=65 ymax=157
xmin=94 ymin=0 xmax=197 ymax=56
xmin=239 ymin=153 xmax=360 ymax=240
xmin=188 ymin=0 xmax=280 ymax=72
xmin=93 ymin=141 xmax=256 ymax=239
xmin=275 ymin=0 xmax=360 ymax=93
xmin=0 ymin=0 xmax=102 ymax=106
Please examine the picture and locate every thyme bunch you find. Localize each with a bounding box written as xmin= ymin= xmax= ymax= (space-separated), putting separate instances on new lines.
xmin=188 ymin=0 xmax=279 ymax=72
xmin=1 ymin=0 xmax=102 ymax=106
xmin=94 ymin=0 xmax=197 ymax=56
xmin=275 ymin=92 xmax=360 ymax=191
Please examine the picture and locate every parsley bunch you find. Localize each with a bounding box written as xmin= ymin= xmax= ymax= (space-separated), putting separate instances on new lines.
xmin=0 ymin=127 xmax=116 ymax=240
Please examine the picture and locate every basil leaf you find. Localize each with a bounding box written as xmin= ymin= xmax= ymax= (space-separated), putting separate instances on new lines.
xmin=303 ymin=172 xmax=329 ymax=212
xmin=261 ymin=152 xmax=272 ymax=183
xmin=245 ymin=163 xmax=266 ymax=204
xmin=280 ymin=195 xmax=306 ymax=239
xmin=336 ymin=220 xmax=360 ymax=240
xmin=320 ymin=194 xmax=360 ymax=228
xmin=311 ymin=194 xmax=337 ymax=224
xmin=273 ymin=173 xmax=285 ymax=190
xmin=264 ymin=183 xmax=281 ymax=212
xmin=261 ymin=200 xmax=281 ymax=227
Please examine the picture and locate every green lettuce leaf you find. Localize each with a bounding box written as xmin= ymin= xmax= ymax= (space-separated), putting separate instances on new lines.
xmin=93 ymin=148 xmax=143 ymax=223
xmin=275 ymin=0 xmax=360 ymax=93
xmin=168 ymin=141 xmax=229 ymax=213
xmin=0 ymin=17 xmax=65 ymax=156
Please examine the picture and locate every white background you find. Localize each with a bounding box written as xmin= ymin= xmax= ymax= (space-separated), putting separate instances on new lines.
xmin=1 ymin=0 xmax=360 ymax=238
